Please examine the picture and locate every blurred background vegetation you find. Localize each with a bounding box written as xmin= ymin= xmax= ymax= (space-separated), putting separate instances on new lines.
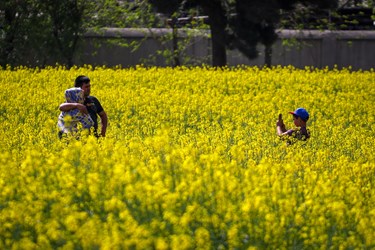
xmin=1 ymin=0 xmax=374 ymax=68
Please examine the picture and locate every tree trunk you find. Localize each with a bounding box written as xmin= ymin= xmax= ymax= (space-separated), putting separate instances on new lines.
xmin=201 ymin=1 xmax=227 ymax=67
xmin=172 ymin=23 xmax=181 ymax=67
xmin=264 ymin=44 xmax=272 ymax=68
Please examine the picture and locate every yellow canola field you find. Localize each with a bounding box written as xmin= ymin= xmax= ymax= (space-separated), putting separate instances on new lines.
xmin=0 ymin=66 xmax=374 ymax=249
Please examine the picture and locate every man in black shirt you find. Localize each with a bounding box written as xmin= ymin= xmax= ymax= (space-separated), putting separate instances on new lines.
xmin=59 ymin=76 xmax=108 ymax=137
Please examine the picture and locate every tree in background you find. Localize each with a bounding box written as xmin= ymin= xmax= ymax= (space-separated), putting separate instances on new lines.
xmin=230 ymin=0 xmax=337 ymax=67
xmin=150 ymin=0 xmax=338 ymax=67
xmin=228 ymin=0 xmax=280 ymax=67
xmin=39 ymin=0 xmax=88 ymax=68
xmin=148 ymin=0 xmax=212 ymax=66
xmin=0 ymin=0 xmax=89 ymax=68
xmin=85 ymin=0 xmax=158 ymax=28
xmin=280 ymin=0 xmax=374 ymax=30
xmin=0 ymin=0 xmax=150 ymax=68
xmin=3 ymin=0 xmax=370 ymax=68
xmin=0 ymin=0 xmax=49 ymax=68
xmin=1 ymin=0 xmax=174 ymax=68
xmin=142 ymin=0 xmax=182 ymax=66
xmin=0 ymin=0 xmax=26 ymax=67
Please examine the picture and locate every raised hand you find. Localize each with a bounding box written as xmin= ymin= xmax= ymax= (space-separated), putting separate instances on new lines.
xmin=277 ymin=114 xmax=284 ymax=127
xmin=276 ymin=113 xmax=286 ymax=135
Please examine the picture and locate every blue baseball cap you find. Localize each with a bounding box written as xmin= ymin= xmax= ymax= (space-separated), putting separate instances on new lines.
xmin=289 ymin=108 xmax=309 ymax=121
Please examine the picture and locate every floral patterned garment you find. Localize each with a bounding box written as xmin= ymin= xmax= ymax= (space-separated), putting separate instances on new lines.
xmin=57 ymin=88 xmax=94 ymax=133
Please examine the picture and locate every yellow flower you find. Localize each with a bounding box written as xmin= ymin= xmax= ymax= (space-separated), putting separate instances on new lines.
xmin=1 ymin=66 xmax=374 ymax=249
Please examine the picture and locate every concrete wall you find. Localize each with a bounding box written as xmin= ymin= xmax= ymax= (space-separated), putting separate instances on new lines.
xmin=76 ymin=28 xmax=375 ymax=70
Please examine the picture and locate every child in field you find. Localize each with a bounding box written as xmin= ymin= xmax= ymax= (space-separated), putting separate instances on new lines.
xmin=277 ymin=108 xmax=310 ymax=143
xmin=57 ymin=87 xmax=94 ymax=138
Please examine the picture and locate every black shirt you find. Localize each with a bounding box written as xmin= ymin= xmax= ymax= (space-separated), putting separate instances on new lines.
xmin=84 ymin=96 xmax=104 ymax=134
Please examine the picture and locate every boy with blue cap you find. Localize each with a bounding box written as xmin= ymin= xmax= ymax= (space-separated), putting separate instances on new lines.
xmin=277 ymin=107 xmax=310 ymax=142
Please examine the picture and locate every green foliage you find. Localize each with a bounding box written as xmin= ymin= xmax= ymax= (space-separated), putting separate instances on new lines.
xmin=39 ymin=0 xmax=88 ymax=67
xmin=86 ymin=0 xmax=161 ymax=28
xmin=0 ymin=0 xmax=49 ymax=67
xmin=280 ymin=2 xmax=373 ymax=31
xmin=2 ymin=0 xmax=371 ymax=68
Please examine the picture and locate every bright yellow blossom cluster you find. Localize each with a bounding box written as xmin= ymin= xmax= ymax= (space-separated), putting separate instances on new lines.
xmin=0 ymin=65 xmax=374 ymax=249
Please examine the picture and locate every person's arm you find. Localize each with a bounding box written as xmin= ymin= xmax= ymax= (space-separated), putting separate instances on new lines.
xmin=276 ymin=114 xmax=287 ymax=136
xmin=98 ymin=111 xmax=108 ymax=137
xmin=59 ymin=103 xmax=88 ymax=114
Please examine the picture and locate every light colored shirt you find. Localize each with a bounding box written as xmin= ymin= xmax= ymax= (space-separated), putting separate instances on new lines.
xmin=57 ymin=88 xmax=94 ymax=133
